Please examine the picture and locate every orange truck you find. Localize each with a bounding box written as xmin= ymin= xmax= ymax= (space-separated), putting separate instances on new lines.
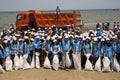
xmin=16 ymin=10 xmax=81 ymax=31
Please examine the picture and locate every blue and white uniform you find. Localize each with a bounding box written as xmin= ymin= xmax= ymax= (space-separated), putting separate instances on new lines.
xmin=72 ymin=40 xmax=81 ymax=53
xmin=62 ymin=40 xmax=70 ymax=54
xmin=83 ymin=42 xmax=92 ymax=54
xmin=4 ymin=46 xmax=10 ymax=57
xmin=105 ymin=43 xmax=113 ymax=58
xmin=92 ymin=42 xmax=99 ymax=58
xmin=11 ymin=43 xmax=18 ymax=55
xmin=25 ymin=43 xmax=31 ymax=55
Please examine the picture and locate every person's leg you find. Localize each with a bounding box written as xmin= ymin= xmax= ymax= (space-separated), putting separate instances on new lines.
xmin=62 ymin=54 xmax=66 ymax=68
xmin=116 ymin=53 xmax=120 ymax=65
xmin=11 ymin=55 xmax=15 ymax=65
xmin=2 ymin=58 xmax=6 ymax=69
xmin=81 ymin=54 xmax=86 ymax=69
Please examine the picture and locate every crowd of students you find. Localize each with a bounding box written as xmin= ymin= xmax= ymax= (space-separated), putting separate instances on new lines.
xmin=0 ymin=24 xmax=120 ymax=73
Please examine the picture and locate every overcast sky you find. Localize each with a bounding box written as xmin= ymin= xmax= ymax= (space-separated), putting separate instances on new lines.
xmin=0 ymin=0 xmax=120 ymax=11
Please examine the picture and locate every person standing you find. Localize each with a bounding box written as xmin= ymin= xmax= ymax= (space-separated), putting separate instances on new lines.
xmin=71 ymin=35 xmax=82 ymax=70
xmin=61 ymin=35 xmax=71 ymax=68
xmin=105 ymin=38 xmax=113 ymax=71
xmin=33 ymin=36 xmax=41 ymax=68
xmin=55 ymin=6 xmax=60 ymax=18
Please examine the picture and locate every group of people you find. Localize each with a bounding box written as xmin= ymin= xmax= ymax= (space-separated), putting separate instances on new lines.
xmin=0 ymin=23 xmax=120 ymax=73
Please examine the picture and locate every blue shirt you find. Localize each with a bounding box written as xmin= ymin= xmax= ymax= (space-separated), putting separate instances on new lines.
xmin=0 ymin=50 xmax=5 ymax=58
xmin=25 ymin=43 xmax=31 ymax=54
xmin=11 ymin=43 xmax=18 ymax=55
xmin=105 ymin=43 xmax=113 ymax=58
xmin=101 ymin=44 xmax=105 ymax=57
xmin=83 ymin=42 xmax=91 ymax=54
xmin=45 ymin=41 xmax=51 ymax=52
xmin=4 ymin=46 xmax=10 ymax=56
xmin=52 ymin=45 xmax=60 ymax=52
xmin=33 ymin=39 xmax=41 ymax=49
xmin=72 ymin=40 xmax=81 ymax=53
xmin=62 ymin=40 xmax=70 ymax=54
xmin=96 ymin=31 xmax=102 ymax=36
xmin=92 ymin=42 xmax=99 ymax=58
xmin=116 ymin=41 xmax=120 ymax=54
xmin=19 ymin=43 xmax=24 ymax=53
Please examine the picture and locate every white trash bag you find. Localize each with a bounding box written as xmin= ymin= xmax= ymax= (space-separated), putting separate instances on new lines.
xmin=22 ymin=54 xmax=31 ymax=70
xmin=102 ymin=57 xmax=111 ymax=72
xmin=31 ymin=54 xmax=35 ymax=68
xmin=113 ymin=56 xmax=120 ymax=72
xmin=85 ymin=54 xmax=93 ymax=71
xmin=35 ymin=52 xmax=40 ymax=69
xmin=0 ymin=65 xmax=5 ymax=73
xmin=5 ymin=56 xmax=13 ymax=71
xmin=14 ymin=54 xmax=20 ymax=70
xmin=52 ymin=55 xmax=59 ymax=70
xmin=65 ymin=53 xmax=71 ymax=68
xmin=72 ymin=53 xmax=81 ymax=70
xmin=94 ymin=57 xmax=101 ymax=71
xmin=44 ymin=56 xmax=51 ymax=69
xmin=19 ymin=55 xmax=23 ymax=69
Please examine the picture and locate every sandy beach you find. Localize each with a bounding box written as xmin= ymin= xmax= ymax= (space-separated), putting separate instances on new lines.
xmin=0 ymin=68 xmax=120 ymax=80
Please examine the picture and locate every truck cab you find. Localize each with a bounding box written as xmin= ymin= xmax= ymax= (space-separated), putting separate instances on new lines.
xmin=16 ymin=12 xmax=36 ymax=31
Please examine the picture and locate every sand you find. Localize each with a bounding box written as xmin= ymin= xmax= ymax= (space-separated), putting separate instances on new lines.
xmin=0 ymin=68 xmax=120 ymax=80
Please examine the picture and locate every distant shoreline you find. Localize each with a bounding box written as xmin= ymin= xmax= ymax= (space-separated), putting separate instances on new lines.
xmin=0 ymin=9 xmax=120 ymax=13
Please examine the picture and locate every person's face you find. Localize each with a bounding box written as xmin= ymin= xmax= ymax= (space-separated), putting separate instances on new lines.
xmin=74 ymin=38 xmax=78 ymax=42
xmin=86 ymin=39 xmax=89 ymax=42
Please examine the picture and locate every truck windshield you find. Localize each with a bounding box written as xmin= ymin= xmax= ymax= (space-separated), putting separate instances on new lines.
xmin=17 ymin=15 xmax=26 ymax=20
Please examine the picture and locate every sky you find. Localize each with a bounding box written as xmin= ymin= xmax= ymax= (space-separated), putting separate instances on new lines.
xmin=0 ymin=0 xmax=120 ymax=11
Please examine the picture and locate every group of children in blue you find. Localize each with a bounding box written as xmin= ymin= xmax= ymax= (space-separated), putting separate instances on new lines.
xmin=0 ymin=25 xmax=120 ymax=72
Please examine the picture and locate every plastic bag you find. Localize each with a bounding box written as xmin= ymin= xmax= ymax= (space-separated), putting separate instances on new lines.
xmin=94 ymin=57 xmax=101 ymax=71
xmin=14 ymin=54 xmax=20 ymax=70
xmin=102 ymin=57 xmax=110 ymax=72
xmin=5 ymin=56 xmax=13 ymax=71
xmin=0 ymin=65 xmax=5 ymax=73
xmin=22 ymin=54 xmax=31 ymax=70
xmin=52 ymin=55 xmax=59 ymax=70
xmin=65 ymin=53 xmax=71 ymax=68
xmin=72 ymin=53 xmax=81 ymax=70
xmin=35 ymin=52 xmax=40 ymax=69
xmin=113 ymin=56 xmax=120 ymax=72
xmin=44 ymin=56 xmax=51 ymax=69
xmin=19 ymin=55 xmax=23 ymax=69
xmin=31 ymin=54 xmax=35 ymax=68
xmin=85 ymin=54 xmax=93 ymax=71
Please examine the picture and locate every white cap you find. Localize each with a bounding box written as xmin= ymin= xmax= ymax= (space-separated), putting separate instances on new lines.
xmin=65 ymin=35 xmax=69 ymax=39
xmin=58 ymin=36 xmax=62 ymax=39
xmin=53 ymin=39 xmax=57 ymax=42
xmin=47 ymin=36 xmax=51 ymax=40
xmin=101 ymin=38 xmax=105 ymax=41
xmin=86 ymin=37 xmax=90 ymax=40
xmin=4 ymin=40 xmax=8 ymax=43
xmin=75 ymin=35 xmax=78 ymax=38
xmin=93 ymin=37 xmax=98 ymax=41
xmin=106 ymin=38 xmax=110 ymax=41
xmin=19 ymin=39 xmax=23 ymax=41
xmin=13 ymin=36 xmax=17 ymax=40
xmin=24 ymin=36 xmax=29 ymax=39
xmin=41 ymin=37 xmax=45 ymax=40
xmin=4 ymin=36 xmax=9 ymax=40
xmin=97 ymin=28 xmax=100 ymax=30
xmin=30 ymin=38 xmax=34 ymax=41
xmin=32 ymin=28 xmax=35 ymax=30
xmin=115 ymin=26 xmax=117 ymax=28
xmin=36 ymin=36 xmax=40 ymax=39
